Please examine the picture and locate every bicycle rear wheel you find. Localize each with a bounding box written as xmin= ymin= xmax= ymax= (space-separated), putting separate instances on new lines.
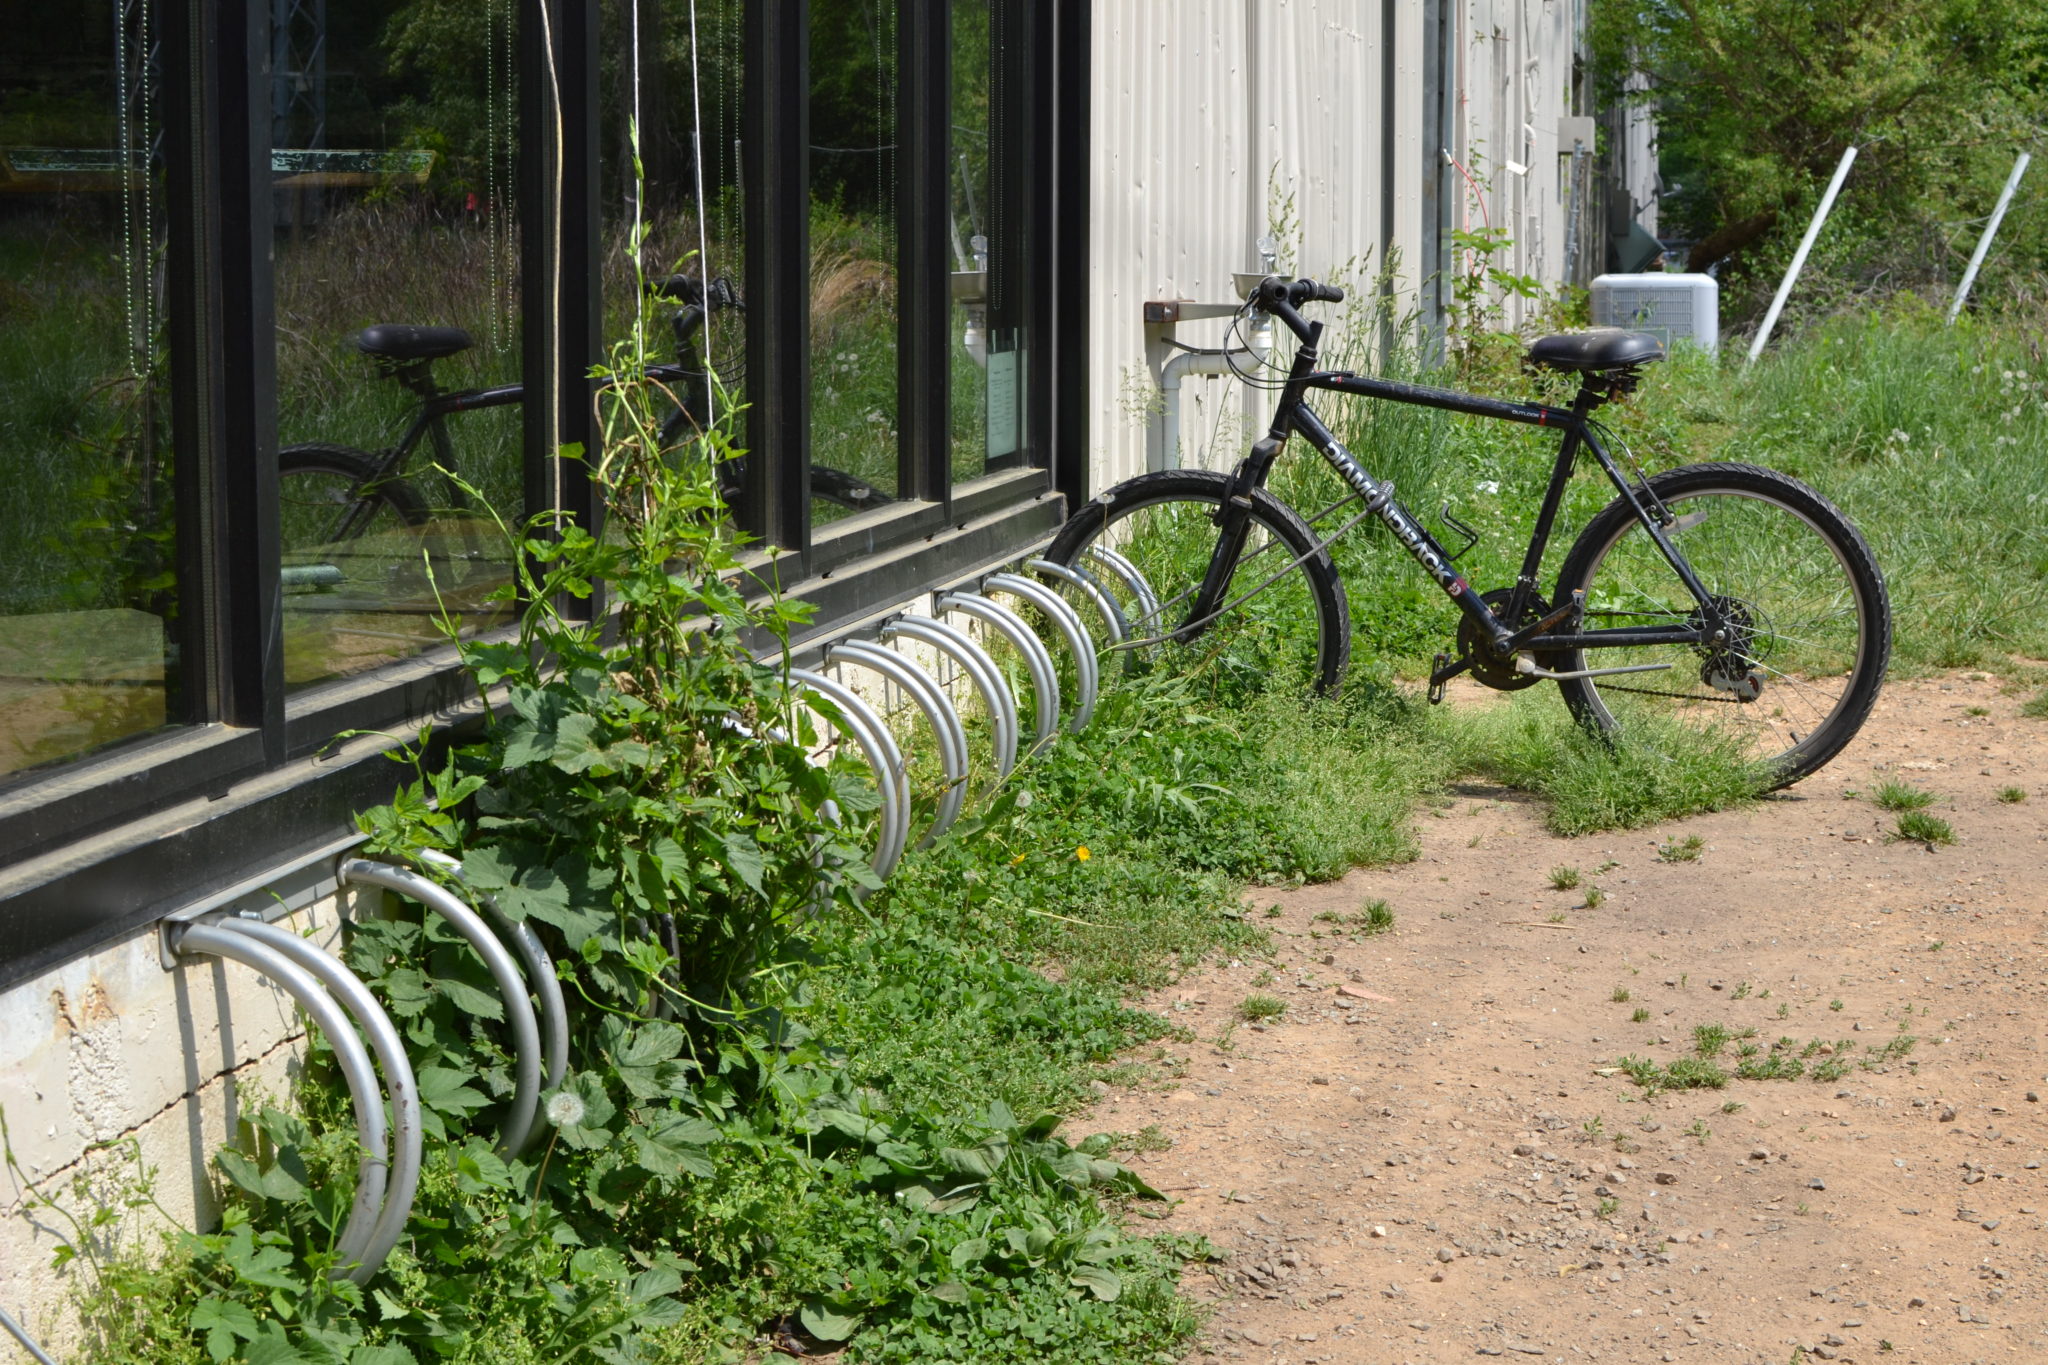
xmin=1552 ymin=461 xmax=1889 ymax=787
xmin=1044 ymin=470 xmax=1350 ymax=697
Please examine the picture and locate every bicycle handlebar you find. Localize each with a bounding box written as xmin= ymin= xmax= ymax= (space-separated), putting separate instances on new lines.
xmin=1252 ymin=275 xmax=1345 ymax=310
xmin=650 ymin=274 xmax=744 ymax=313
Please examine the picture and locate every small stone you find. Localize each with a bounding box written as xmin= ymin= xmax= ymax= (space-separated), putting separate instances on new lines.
xmin=1514 ymin=1143 xmax=1535 ymax=1156
xmin=1430 ymin=1269 xmax=1446 ymax=1282
xmin=1372 ymin=1225 xmax=1387 ymax=1238
xmin=1909 ymin=1297 xmax=1927 ymax=1308
xmin=1982 ymin=1219 xmax=2001 ymax=1230
xmin=2027 ymin=1091 xmax=2039 ymax=1103
xmin=1939 ymin=1105 xmax=1958 ymax=1122
xmin=1655 ymin=1171 xmax=1679 ymax=1186
xmin=1437 ymin=1246 xmax=1456 ymax=1263
xmin=1310 ymin=1076 xmax=1331 ymax=1086
xmin=1089 ymin=1080 xmax=1112 ymax=1096
xmin=1808 ymin=1178 xmax=1827 ymax=1191
xmin=1241 ymin=1329 xmax=1276 ymax=1347
xmin=1750 ymin=1147 xmax=1770 ymax=1160
xmin=1841 ymin=1319 xmax=1863 ymax=1328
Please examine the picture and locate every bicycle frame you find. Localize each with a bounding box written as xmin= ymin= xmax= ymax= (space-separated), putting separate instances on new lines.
xmin=1207 ymin=306 xmax=1720 ymax=664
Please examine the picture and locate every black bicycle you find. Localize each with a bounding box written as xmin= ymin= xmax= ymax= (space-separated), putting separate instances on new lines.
xmin=277 ymin=276 xmax=891 ymax=603
xmin=1045 ymin=275 xmax=1891 ymax=787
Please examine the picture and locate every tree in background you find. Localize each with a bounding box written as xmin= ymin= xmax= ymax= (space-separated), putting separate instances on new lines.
xmin=1590 ymin=0 xmax=2048 ymax=302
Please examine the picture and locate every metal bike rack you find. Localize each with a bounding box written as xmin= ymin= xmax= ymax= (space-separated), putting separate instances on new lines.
xmin=824 ymin=639 xmax=971 ymax=847
xmin=416 ymin=850 xmax=570 ymax=1101
xmin=984 ymin=572 xmax=1100 ymax=733
xmin=168 ymin=921 xmax=390 ymax=1278
xmin=787 ymin=667 xmax=910 ymax=883
xmin=338 ymin=859 xmax=544 ymax=1158
xmin=210 ymin=916 xmax=423 ymax=1282
xmin=879 ymin=614 xmax=1020 ymax=779
xmin=1028 ymin=558 xmax=1129 ymax=649
xmin=1078 ymin=545 xmax=1163 ymax=641
xmin=935 ymin=592 xmax=1061 ymax=754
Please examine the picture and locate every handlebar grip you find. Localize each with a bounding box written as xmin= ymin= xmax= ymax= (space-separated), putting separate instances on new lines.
xmin=1313 ymin=282 xmax=1346 ymax=304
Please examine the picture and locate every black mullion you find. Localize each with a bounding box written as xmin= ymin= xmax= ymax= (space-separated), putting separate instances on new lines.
xmin=168 ymin=0 xmax=284 ymax=756
xmin=743 ymin=0 xmax=811 ymax=560
xmin=1018 ymin=0 xmax=1054 ymax=475
xmin=1049 ymin=0 xmax=1090 ymax=508
xmin=897 ymin=0 xmax=950 ymax=508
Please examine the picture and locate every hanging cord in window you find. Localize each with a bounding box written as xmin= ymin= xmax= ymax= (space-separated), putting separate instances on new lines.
xmin=535 ymin=0 xmax=565 ymax=509
xmin=687 ymin=0 xmax=715 ymax=429
xmin=628 ymin=0 xmax=643 ymax=329
xmin=486 ymin=0 xmax=516 ymax=354
xmin=116 ymin=0 xmax=154 ymax=382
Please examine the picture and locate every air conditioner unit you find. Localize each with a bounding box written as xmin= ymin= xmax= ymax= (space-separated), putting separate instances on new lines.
xmin=1590 ymin=273 xmax=1719 ymax=356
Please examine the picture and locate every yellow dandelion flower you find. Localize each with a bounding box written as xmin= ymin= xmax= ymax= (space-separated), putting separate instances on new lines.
xmin=1075 ymin=845 xmax=1091 ymax=861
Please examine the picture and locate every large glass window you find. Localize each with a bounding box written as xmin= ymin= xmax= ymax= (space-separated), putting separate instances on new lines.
xmin=272 ymin=0 xmax=523 ymax=689
xmin=950 ymin=0 xmax=1029 ymax=484
xmin=599 ymin=0 xmax=747 ymax=511
xmin=0 ymin=2 xmax=180 ymax=778
xmin=809 ymin=0 xmax=900 ymax=523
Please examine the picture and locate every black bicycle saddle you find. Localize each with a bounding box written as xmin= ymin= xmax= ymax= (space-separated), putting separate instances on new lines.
xmin=355 ymin=324 xmax=476 ymax=362
xmin=1526 ymin=329 xmax=1665 ymax=374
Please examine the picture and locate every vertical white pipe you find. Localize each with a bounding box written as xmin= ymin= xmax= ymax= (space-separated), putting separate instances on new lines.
xmin=1747 ymin=146 xmax=1857 ymax=364
xmin=1948 ymin=151 xmax=2031 ymax=324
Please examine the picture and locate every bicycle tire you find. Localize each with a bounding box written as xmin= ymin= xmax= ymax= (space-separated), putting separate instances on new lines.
xmin=279 ymin=443 xmax=456 ymax=606
xmin=1552 ymin=461 xmax=1890 ymax=788
xmin=654 ymin=410 xmax=893 ymax=514
xmin=1044 ymin=469 xmax=1351 ymax=696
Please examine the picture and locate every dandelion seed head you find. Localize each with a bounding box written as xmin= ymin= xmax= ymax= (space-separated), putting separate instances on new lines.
xmin=546 ymin=1090 xmax=587 ymax=1127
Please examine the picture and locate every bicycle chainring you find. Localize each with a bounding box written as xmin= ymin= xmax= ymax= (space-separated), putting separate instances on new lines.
xmin=1459 ymin=588 xmax=1548 ymax=692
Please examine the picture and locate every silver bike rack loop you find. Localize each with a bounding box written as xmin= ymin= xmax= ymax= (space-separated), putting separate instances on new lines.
xmin=824 ymin=640 xmax=971 ymax=847
xmin=787 ymin=667 xmax=910 ymax=882
xmin=1028 ymin=558 xmax=1128 ymax=648
xmin=984 ymin=572 xmax=1100 ymax=733
xmin=338 ymin=859 xmax=544 ymax=1158
xmin=879 ymin=614 xmax=1020 ymax=779
xmin=213 ymin=916 xmax=423 ymax=1283
xmin=417 ymin=850 xmax=570 ymax=1099
xmin=936 ymin=592 xmax=1061 ymax=754
xmin=170 ymin=921 xmax=389 ymax=1278
xmin=1079 ymin=545 xmax=1163 ymax=641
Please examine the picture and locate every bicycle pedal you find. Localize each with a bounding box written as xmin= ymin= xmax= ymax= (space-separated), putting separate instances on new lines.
xmin=1428 ymin=653 xmax=1451 ymax=706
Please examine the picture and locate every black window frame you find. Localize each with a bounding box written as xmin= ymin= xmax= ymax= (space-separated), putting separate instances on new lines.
xmin=0 ymin=0 xmax=1089 ymax=992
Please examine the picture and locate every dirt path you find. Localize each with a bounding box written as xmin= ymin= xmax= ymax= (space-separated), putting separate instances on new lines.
xmin=1091 ymin=672 xmax=2047 ymax=1365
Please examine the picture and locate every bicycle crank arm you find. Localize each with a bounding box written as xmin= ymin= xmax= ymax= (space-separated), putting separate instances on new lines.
xmin=1511 ymin=658 xmax=1673 ymax=682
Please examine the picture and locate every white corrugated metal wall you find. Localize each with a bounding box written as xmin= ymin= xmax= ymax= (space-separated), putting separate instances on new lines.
xmin=1086 ymin=0 xmax=1634 ymax=490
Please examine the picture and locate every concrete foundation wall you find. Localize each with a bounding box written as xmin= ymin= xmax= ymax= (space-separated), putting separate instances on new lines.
xmin=0 ymin=889 xmax=363 ymax=1350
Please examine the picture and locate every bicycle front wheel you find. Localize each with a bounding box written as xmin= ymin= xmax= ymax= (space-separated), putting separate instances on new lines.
xmin=1044 ymin=470 xmax=1350 ymax=697
xmin=1553 ymin=461 xmax=1890 ymax=787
